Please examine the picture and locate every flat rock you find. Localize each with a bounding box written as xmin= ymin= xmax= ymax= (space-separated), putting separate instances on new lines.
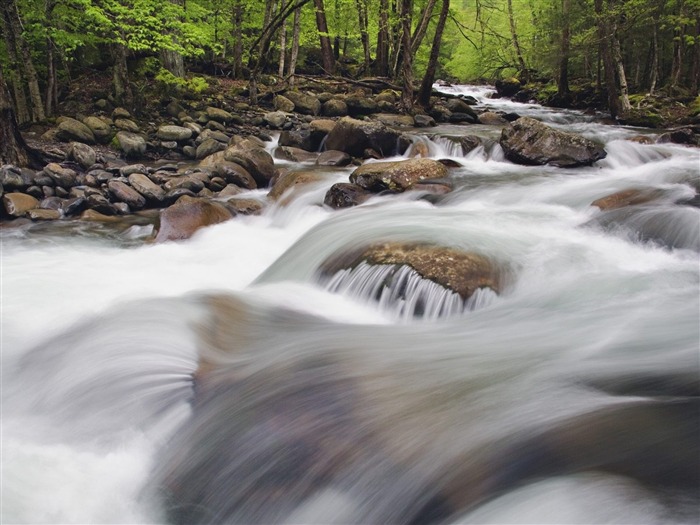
xmin=349 ymin=158 xmax=449 ymax=192
xmin=155 ymin=196 xmax=233 ymax=242
xmin=2 ymin=193 xmax=39 ymax=217
xmin=108 ymin=180 xmax=146 ymax=210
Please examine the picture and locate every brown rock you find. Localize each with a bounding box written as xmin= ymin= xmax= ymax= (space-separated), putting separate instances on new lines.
xmin=349 ymin=158 xmax=448 ymax=193
xmin=591 ymin=188 xmax=666 ymax=211
xmin=268 ymin=170 xmax=326 ymax=201
xmin=2 ymin=193 xmax=39 ymax=217
xmin=154 ymin=196 xmax=234 ymax=242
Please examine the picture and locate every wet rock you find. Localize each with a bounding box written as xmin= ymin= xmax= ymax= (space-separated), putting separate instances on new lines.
xmin=264 ymin=111 xmax=287 ymax=130
xmin=196 ymin=138 xmax=227 ymax=160
xmin=206 ymin=106 xmax=235 ymax=124
xmin=57 ymin=117 xmax=96 ymax=144
xmin=157 ymin=125 xmax=193 ymax=142
xmin=212 ymin=161 xmax=258 ymax=190
xmin=44 ymin=163 xmax=77 ymax=188
xmin=478 ymin=111 xmax=508 ymax=126
xmin=325 ymin=117 xmax=405 ymax=158
xmin=657 ymin=127 xmax=698 ymax=146
xmin=163 ymin=188 xmax=197 ymax=206
xmin=414 ymin=114 xmax=436 ymax=127
xmin=429 ymin=105 xmax=452 ymax=123
xmin=27 ymin=208 xmax=61 ymax=220
xmin=208 ymin=177 xmax=227 ymax=192
xmin=591 ymin=188 xmax=667 ymax=211
xmin=268 ymin=170 xmax=326 ymax=201
xmin=115 ymin=131 xmax=147 ymax=159
xmin=39 ymin=196 xmax=64 ymax=210
xmin=164 ymin=176 xmax=205 ymax=193
xmin=446 ymin=99 xmax=477 ymax=117
xmin=449 ymin=112 xmax=479 ymax=124
xmin=459 ymin=135 xmax=482 ymax=155
xmin=83 ymin=116 xmax=113 ymax=144
xmin=322 ymin=99 xmax=348 ymax=117
xmin=86 ymin=192 xmax=118 ymax=215
xmin=68 ymin=142 xmax=97 ymax=170
xmin=316 ymin=150 xmax=352 ymax=166
xmin=322 ymin=242 xmax=502 ymax=300
xmin=500 ymin=117 xmax=607 ymax=167
xmin=120 ymin=164 xmax=148 ymax=177
xmin=108 ymin=180 xmax=146 ymax=210
xmin=2 ymin=193 xmax=39 ymax=217
xmin=495 ymin=77 xmax=521 ymax=97
xmin=346 ymin=96 xmax=378 ymax=116
xmin=349 ymin=158 xmax=449 ymax=192
xmin=224 ymin=140 xmax=276 ymax=188
xmin=26 ymin=186 xmax=44 ymax=199
xmin=154 ymin=196 xmax=233 ymax=242
xmin=323 ymin=182 xmax=372 ymax=208
xmin=62 ymin=197 xmax=87 ymax=216
xmin=274 ymin=146 xmax=318 ymax=163
xmin=0 ymin=166 xmax=30 ymax=191
xmin=218 ymin=184 xmax=244 ymax=197
xmin=279 ymin=129 xmax=325 ymax=152
xmin=225 ymin=197 xmax=265 ymax=215
xmin=274 ymin=95 xmax=295 ymax=113
xmin=374 ymin=114 xmax=415 ymax=127
xmin=285 ymin=91 xmax=321 ymax=116
xmin=80 ymin=209 xmax=119 ymax=222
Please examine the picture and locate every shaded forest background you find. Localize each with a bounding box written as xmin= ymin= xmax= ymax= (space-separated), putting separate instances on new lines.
xmin=1 ymin=0 xmax=700 ymax=127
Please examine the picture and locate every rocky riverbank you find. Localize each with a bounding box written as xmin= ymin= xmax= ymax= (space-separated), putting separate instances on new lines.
xmin=2 ymin=77 xmax=699 ymax=241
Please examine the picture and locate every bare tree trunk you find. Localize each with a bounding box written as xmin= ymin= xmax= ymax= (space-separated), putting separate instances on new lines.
xmin=313 ymin=0 xmax=335 ymax=73
xmin=399 ymin=0 xmax=413 ymax=113
xmin=1 ymin=7 xmax=30 ymax=125
xmin=111 ymin=42 xmax=134 ymax=109
xmin=410 ymin=0 xmax=438 ymax=54
xmin=507 ymin=0 xmax=528 ymax=82
xmin=611 ymin=23 xmax=631 ymax=113
xmin=278 ymin=1 xmax=287 ymax=77
xmin=287 ymin=6 xmax=301 ymax=84
xmin=557 ymin=0 xmax=571 ymax=98
xmin=418 ymin=0 xmax=450 ymax=108
xmin=356 ymin=0 xmax=371 ymax=74
xmin=376 ymin=0 xmax=390 ymax=76
xmin=0 ymin=64 xmax=32 ymax=167
xmin=595 ymin=0 xmax=620 ymax=118
xmin=692 ymin=19 xmax=700 ymax=94
xmin=233 ymin=0 xmax=244 ymax=78
xmin=671 ymin=0 xmax=685 ymax=88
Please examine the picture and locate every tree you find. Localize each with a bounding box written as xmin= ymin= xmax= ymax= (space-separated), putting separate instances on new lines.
xmin=418 ymin=0 xmax=450 ymax=108
xmin=313 ymin=0 xmax=335 ymax=73
xmin=0 ymin=64 xmax=35 ymax=167
xmin=557 ymin=0 xmax=571 ymax=99
xmin=399 ymin=0 xmax=414 ymax=112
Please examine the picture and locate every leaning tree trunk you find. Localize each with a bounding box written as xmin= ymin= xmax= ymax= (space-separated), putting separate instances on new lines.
xmin=0 ymin=64 xmax=34 ymax=167
xmin=313 ymin=0 xmax=335 ymax=73
xmin=418 ymin=0 xmax=449 ymax=108
xmin=410 ymin=0 xmax=438 ymax=55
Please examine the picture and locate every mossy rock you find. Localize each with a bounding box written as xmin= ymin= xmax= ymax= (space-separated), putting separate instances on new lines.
xmin=621 ymin=110 xmax=664 ymax=129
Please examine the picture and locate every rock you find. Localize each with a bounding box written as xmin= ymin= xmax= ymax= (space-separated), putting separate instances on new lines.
xmin=310 ymin=119 xmax=336 ymax=135
xmin=120 ymin=164 xmax=148 ymax=177
xmin=274 ymin=146 xmax=318 ymax=163
xmin=322 ymin=242 xmax=502 ymax=300
xmin=346 ymin=96 xmax=378 ymax=116
xmin=206 ymin=106 xmax=235 ymax=124
xmin=349 ymin=158 xmax=449 ymax=192
xmin=657 ymin=127 xmax=698 ymax=146
xmin=68 ymin=142 xmax=97 ymax=170
xmin=429 ymin=105 xmax=452 ymax=123
xmin=44 ymin=163 xmax=77 ymax=188
xmin=27 ymin=208 xmax=61 ymax=220
xmin=274 ymin=95 xmax=295 ymax=113
xmin=414 ymin=114 xmax=436 ymax=127
xmin=212 ymin=161 xmax=258 ymax=190
xmin=163 ymin=188 xmax=197 ymax=206
xmin=322 ymin=99 xmax=348 ymax=117
xmin=316 ymin=150 xmax=352 ymax=166
xmin=163 ymin=176 xmax=205 ymax=193
xmin=500 ymin=117 xmax=607 ymax=167
xmin=446 ymin=99 xmax=477 ymax=116
xmin=218 ymin=184 xmax=244 ymax=198
xmin=376 ymin=90 xmax=399 ymax=103
xmin=114 ymin=118 xmax=140 ymax=133
xmin=157 ymin=125 xmax=193 ymax=142
xmin=268 ymin=170 xmax=326 ymax=201
xmin=108 ymin=180 xmax=146 ymax=210
xmin=324 ymin=182 xmax=372 ymax=208
xmin=449 ymin=112 xmax=479 ymax=124
xmin=285 ymin=91 xmax=321 ymax=115
xmin=39 ymin=196 xmax=64 ymax=210
xmin=83 ymin=116 xmax=113 ymax=144
xmin=264 ymin=111 xmax=288 ymax=130
xmin=2 ymin=193 xmax=39 ymax=217
xmin=324 ymin=116 xmax=405 ymax=158
xmin=224 ymin=140 xmax=276 ymax=188
xmin=112 ymin=107 xmax=131 ymax=120
xmin=196 ymin=138 xmax=227 ymax=160
xmin=62 ymin=197 xmax=87 ymax=216
xmin=80 ymin=209 xmax=119 ymax=222
xmin=86 ymin=192 xmax=118 ymax=215
xmin=591 ymin=188 xmax=666 ymax=211
xmin=115 ymin=131 xmax=147 ymax=159
xmin=478 ymin=111 xmax=508 ymax=126
xmin=495 ymin=77 xmax=522 ymax=97
xmin=154 ymin=196 xmax=233 ymax=242
xmin=0 ymin=166 xmax=30 ymax=191
xmin=459 ymin=135 xmax=482 ymax=154
xmin=374 ymin=114 xmax=415 ymax=127
xmin=279 ymin=129 xmax=326 ymax=152
xmin=56 ymin=118 xmax=96 ymax=144
xmin=224 ymin=198 xmax=265 ymax=216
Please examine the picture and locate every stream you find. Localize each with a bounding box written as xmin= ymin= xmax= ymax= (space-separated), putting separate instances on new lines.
xmin=2 ymin=85 xmax=699 ymax=524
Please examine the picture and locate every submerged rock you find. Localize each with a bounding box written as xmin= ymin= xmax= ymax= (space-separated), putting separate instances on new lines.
xmin=591 ymin=188 xmax=667 ymax=211
xmin=500 ymin=117 xmax=607 ymax=167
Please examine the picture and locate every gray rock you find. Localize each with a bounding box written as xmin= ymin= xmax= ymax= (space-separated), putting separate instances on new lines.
xmin=164 ymin=176 xmax=205 ymax=193
xmin=86 ymin=192 xmax=118 ymax=215
xmin=274 ymin=95 xmax=295 ymax=113
xmin=414 ymin=114 xmax=436 ymax=127
xmin=112 ymin=107 xmax=131 ymax=120
xmin=500 ymin=117 xmax=607 ymax=167
xmin=128 ymin=173 xmax=166 ymax=203
xmin=114 ymin=118 xmax=140 ymax=133
xmin=119 ymin=164 xmax=148 ymax=177
xmin=196 ymin=138 xmax=227 ymax=160
xmin=206 ymin=106 xmax=235 ymax=124
xmin=373 ymin=114 xmax=415 ymax=127
xmin=274 ymin=146 xmax=318 ymax=163
xmin=324 ymin=116 xmax=405 ymax=158
xmin=56 ymin=118 xmax=96 ymax=144
xmin=345 ymin=96 xmax=378 ymax=116
xmin=108 ymin=180 xmax=146 ymax=210
xmin=83 ymin=116 xmax=113 ymax=144
xmin=115 ymin=131 xmax=147 ymax=159
xmin=322 ymin=99 xmax=348 ymax=117
xmin=224 ymin=140 xmax=276 ymax=188
xmin=278 ymin=129 xmax=326 ymax=152
xmin=212 ymin=162 xmax=257 ymax=190
xmin=264 ymin=111 xmax=287 ymax=130
xmin=316 ymin=150 xmax=352 ymax=166
xmin=285 ymin=91 xmax=321 ymax=115
xmin=68 ymin=142 xmax=97 ymax=170
xmin=44 ymin=163 xmax=77 ymax=188
xmin=0 ymin=166 xmax=30 ymax=191
xmin=157 ymin=125 xmax=193 ymax=142
xmin=323 ymin=183 xmax=372 ymax=208
xmin=349 ymin=158 xmax=449 ymax=192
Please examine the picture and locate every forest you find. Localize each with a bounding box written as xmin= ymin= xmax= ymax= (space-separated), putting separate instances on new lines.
xmin=1 ymin=0 xmax=699 ymax=125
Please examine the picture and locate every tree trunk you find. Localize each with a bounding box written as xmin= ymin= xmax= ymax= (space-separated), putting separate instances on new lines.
xmin=399 ymin=0 xmax=413 ymax=112
xmin=287 ymin=6 xmax=301 ymax=84
xmin=161 ymin=0 xmax=186 ymax=77
xmin=595 ymin=0 xmax=620 ymax=118
xmin=313 ymin=0 xmax=335 ymax=73
xmin=671 ymin=0 xmax=685 ymax=89
xmin=1 ymin=7 xmax=30 ymax=125
xmin=418 ymin=0 xmax=450 ymax=108
xmin=376 ymin=0 xmax=390 ymax=76
xmin=111 ymin=42 xmax=134 ymax=109
xmin=557 ymin=0 xmax=571 ymax=98
xmin=356 ymin=0 xmax=371 ymax=74
xmin=410 ymin=0 xmax=438 ymax=54
xmin=610 ymin=21 xmax=631 ymax=114
xmin=0 ymin=64 xmax=33 ymax=167
xmin=507 ymin=0 xmax=528 ymax=82
xmin=233 ymin=0 xmax=244 ymax=78
xmin=278 ymin=1 xmax=287 ymax=78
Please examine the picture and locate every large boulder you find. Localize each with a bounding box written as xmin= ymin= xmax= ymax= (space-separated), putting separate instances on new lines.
xmin=321 ymin=242 xmax=503 ymax=301
xmin=224 ymin=140 xmax=276 ymax=188
xmin=154 ymin=196 xmax=234 ymax=242
xmin=284 ymin=91 xmax=321 ymax=115
xmin=2 ymin=193 xmax=39 ymax=217
xmin=324 ymin=116 xmax=405 ymax=158
xmin=115 ymin=131 xmax=147 ymax=159
xmin=56 ymin=118 xmax=96 ymax=144
xmin=495 ymin=77 xmax=522 ymax=98
xmin=279 ymin=129 xmax=326 ymax=152
xmin=323 ymin=182 xmax=372 ymax=208
xmin=500 ymin=117 xmax=607 ymax=167
xmin=349 ymin=158 xmax=448 ymax=193
xmin=83 ymin=116 xmax=113 ymax=144
xmin=68 ymin=142 xmax=97 ymax=170
xmin=268 ymin=170 xmax=326 ymax=201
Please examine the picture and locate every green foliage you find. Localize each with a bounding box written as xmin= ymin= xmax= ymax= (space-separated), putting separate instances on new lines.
xmin=155 ymin=68 xmax=209 ymax=98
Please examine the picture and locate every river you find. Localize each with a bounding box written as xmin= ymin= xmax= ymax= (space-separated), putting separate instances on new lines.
xmin=2 ymin=85 xmax=699 ymax=524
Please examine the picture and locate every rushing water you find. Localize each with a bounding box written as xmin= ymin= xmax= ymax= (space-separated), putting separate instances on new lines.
xmin=2 ymin=85 xmax=699 ymax=524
